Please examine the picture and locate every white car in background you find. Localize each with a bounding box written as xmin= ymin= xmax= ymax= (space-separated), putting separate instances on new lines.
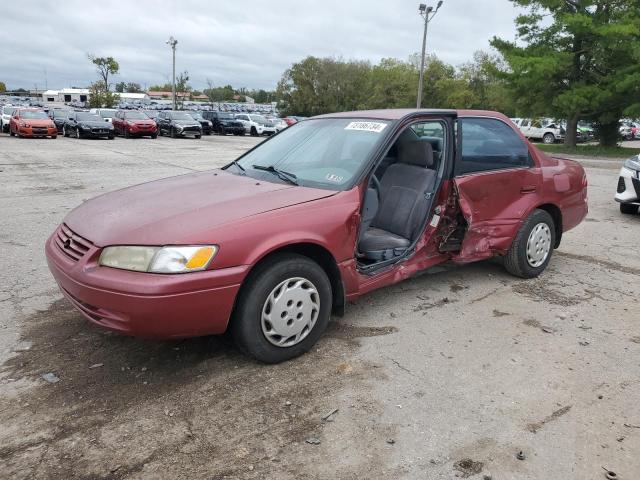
xmin=234 ymin=113 xmax=277 ymax=136
xmin=616 ymin=155 xmax=640 ymax=214
xmin=513 ymin=118 xmax=565 ymax=144
xmin=89 ymin=108 xmax=118 ymax=123
xmin=1 ymin=105 xmax=16 ymax=133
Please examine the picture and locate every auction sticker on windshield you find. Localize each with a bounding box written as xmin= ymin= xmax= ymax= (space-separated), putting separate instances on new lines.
xmin=345 ymin=121 xmax=388 ymax=133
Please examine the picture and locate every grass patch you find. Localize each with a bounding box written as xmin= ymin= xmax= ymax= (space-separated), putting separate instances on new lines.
xmin=537 ymin=143 xmax=640 ymax=158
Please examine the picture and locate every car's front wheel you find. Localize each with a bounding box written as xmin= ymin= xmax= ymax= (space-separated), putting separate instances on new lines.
xmin=620 ymin=203 xmax=638 ymax=214
xmin=231 ymin=253 xmax=332 ymax=363
xmin=543 ymin=133 xmax=555 ymax=144
xmin=503 ymin=209 xmax=555 ymax=278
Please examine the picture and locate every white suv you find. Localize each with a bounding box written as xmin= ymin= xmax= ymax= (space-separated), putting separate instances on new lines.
xmin=234 ymin=114 xmax=277 ymax=136
xmin=616 ymin=155 xmax=640 ymax=214
xmin=1 ymin=105 xmax=16 ymax=133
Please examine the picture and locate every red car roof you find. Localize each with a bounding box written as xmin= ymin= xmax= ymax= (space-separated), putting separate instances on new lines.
xmin=313 ymin=108 xmax=511 ymax=123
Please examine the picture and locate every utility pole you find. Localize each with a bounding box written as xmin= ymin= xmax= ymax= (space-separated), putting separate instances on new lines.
xmin=416 ymin=1 xmax=443 ymax=109
xmin=167 ymin=36 xmax=178 ymax=110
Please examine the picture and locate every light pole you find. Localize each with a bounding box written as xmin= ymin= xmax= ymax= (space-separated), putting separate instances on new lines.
xmin=166 ymin=36 xmax=178 ymax=110
xmin=416 ymin=1 xmax=443 ymax=109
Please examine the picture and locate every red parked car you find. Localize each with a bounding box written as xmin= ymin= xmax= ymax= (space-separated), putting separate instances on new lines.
xmin=46 ymin=109 xmax=588 ymax=363
xmin=10 ymin=108 xmax=57 ymax=138
xmin=112 ymin=110 xmax=158 ymax=138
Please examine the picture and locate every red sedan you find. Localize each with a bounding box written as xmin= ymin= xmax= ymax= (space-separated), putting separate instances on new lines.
xmin=46 ymin=109 xmax=588 ymax=363
xmin=10 ymin=109 xmax=57 ymax=138
xmin=112 ymin=110 xmax=158 ymax=138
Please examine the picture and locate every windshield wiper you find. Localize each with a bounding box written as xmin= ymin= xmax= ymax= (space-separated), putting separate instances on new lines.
xmin=252 ymin=164 xmax=299 ymax=185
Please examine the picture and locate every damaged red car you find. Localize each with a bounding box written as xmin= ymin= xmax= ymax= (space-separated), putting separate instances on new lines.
xmin=46 ymin=109 xmax=588 ymax=363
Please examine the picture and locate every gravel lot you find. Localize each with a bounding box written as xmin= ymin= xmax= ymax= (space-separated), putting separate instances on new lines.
xmin=0 ymin=134 xmax=639 ymax=480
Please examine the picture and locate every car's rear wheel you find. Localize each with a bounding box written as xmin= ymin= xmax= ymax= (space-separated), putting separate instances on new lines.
xmin=250 ymin=127 xmax=258 ymax=136
xmin=170 ymin=127 xmax=177 ymax=138
xmin=503 ymin=209 xmax=555 ymax=278
xmin=231 ymin=253 xmax=332 ymax=363
xmin=620 ymin=203 xmax=638 ymax=214
xmin=124 ymin=128 xmax=130 ymax=138
xmin=195 ymin=134 xmax=201 ymax=139
xmin=543 ymin=133 xmax=555 ymax=144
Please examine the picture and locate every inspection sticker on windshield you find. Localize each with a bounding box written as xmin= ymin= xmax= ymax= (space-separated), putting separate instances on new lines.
xmin=345 ymin=121 xmax=387 ymax=133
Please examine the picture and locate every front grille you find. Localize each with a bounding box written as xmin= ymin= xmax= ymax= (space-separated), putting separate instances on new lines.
xmin=33 ymin=128 xmax=48 ymax=134
xmin=54 ymin=223 xmax=93 ymax=262
xmin=91 ymin=128 xmax=109 ymax=134
xmin=617 ymin=177 xmax=626 ymax=193
xmin=231 ymin=122 xmax=243 ymax=128
xmin=183 ymin=126 xmax=200 ymax=132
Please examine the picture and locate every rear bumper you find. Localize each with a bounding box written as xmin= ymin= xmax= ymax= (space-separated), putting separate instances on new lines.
xmin=45 ymin=231 xmax=246 ymax=338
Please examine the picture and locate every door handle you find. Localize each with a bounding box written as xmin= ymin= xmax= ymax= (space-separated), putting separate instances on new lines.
xmin=521 ymin=185 xmax=537 ymax=193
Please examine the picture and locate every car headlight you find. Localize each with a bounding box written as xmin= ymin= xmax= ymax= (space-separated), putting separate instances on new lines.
xmin=623 ymin=156 xmax=640 ymax=171
xmin=176 ymin=125 xmax=184 ymax=131
xmin=207 ymin=121 xmax=212 ymax=126
xmin=99 ymin=245 xmax=218 ymax=273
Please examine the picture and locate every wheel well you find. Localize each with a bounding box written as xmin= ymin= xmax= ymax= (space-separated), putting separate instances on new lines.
xmin=536 ymin=203 xmax=562 ymax=248
xmin=247 ymin=243 xmax=346 ymax=316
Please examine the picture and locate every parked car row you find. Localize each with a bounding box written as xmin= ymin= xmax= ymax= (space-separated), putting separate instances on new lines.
xmin=1 ymin=104 xmax=300 ymax=140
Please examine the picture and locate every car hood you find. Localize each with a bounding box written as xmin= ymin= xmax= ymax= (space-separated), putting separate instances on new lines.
xmin=64 ymin=170 xmax=336 ymax=247
xmin=24 ymin=119 xmax=53 ymax=126
xmin=78 ymin=121 xmax=113 ymax=128
xmin=172 ymin=119 xmax=200 ymax=126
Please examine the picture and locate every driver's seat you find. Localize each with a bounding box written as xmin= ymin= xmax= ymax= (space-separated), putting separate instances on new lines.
xmin=358 ymin=140 xmax=437 ymax=261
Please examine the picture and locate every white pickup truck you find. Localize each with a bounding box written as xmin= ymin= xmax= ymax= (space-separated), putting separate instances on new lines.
xmin=512 ymin=118 xmax=565 ymax=144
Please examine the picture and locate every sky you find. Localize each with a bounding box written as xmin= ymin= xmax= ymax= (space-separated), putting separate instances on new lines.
xmin=0 ymin=0 xmax=523 ymax=92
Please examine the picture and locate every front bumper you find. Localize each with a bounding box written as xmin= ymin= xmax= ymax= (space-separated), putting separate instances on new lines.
xmin=220 ymin=124 xmax=245 ymax=135
xmin=80 ymin=127 xmax=114 ymax=138
xmin=129 ymin=125 xmax=157 ymax=136
xmin=615 ymin=167 xmax=640 ymax=204
xmin=45 ymin=229 xmax=247 ymax=338
xmin=18 ymin=126 xmax=57 ymax=137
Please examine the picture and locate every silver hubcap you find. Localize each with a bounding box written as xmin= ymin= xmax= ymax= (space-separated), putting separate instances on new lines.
xmin=526 ymin=222 xmax=551 ymax=267
xmin=261 ymin=277 xmax=320 ymax=348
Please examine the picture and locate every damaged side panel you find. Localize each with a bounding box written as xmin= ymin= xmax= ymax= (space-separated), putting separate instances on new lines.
xmin=451 ymin=169 xmax=542 ymax=263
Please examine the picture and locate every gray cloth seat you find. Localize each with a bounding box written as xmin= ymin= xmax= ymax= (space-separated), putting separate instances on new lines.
xmin=359 ymin=140 xmax=437 ymax=261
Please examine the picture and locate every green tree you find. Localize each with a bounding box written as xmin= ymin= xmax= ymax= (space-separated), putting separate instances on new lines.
xmin=0 ymin=81 xmax=6 ymax=92
xmin=88 ymin=55 xmax=119 ymax=91
xmin=492 ymin=0 xmax=640 ymax=146
xmin=88 ymin=82 xmax=117 ymax=108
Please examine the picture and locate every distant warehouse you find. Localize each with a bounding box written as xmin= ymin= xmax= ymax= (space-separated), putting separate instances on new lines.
xmin=41 ymin=89 xmax=150 ymax=104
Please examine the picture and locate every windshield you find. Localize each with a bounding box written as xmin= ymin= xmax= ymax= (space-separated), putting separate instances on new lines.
xmin=218 ymin=113 xmax=232 ymax=119
xmin=170 ymin=112 xmax=195 ymax=120
xmin=76 ymin=113 xmax=101 ymax=121
xmin=250 ymin=115 xmax=267 ymax=124
xmin=125 ymin=111 xmax=149 ymax=119
xmin=53 ymin=110 xmax=70 ymax=118
xmin=234 ymin=118 xmax=390 ymax=190
xmin=99 ymin=110 xmax=116 ymax=118
xmin=188 ymin=112 xmax=203 ymax=119
xmin=3 ymin=106 xmax=16 ymax=115
xmin=21 ymin=111 xmax=49 ymax=119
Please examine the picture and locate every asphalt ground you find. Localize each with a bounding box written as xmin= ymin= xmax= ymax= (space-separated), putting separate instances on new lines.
xmin=0 ymin=132 xmax=639 ymax=479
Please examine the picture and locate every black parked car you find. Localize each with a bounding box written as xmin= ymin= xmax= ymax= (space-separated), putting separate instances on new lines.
xmin=63 ymin=112 xmax=115 ymax=139
xmin=202 ymin=111 xmax=245 ymax=135
xmin=49 ymin=109 xmax=72 ymax=133
xmin=186 ymin=111 xmax=213 ymax=135
xmin=156 ymin=111 xmax=202 ymax=138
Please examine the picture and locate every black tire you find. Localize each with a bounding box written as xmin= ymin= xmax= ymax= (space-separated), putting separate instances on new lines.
xmin=151 ymin=133 xmax=158 ymax=139
xmin=503 ymin=209 xmax=555 ymax=279
xmin=63 ymin=126 xmax=68 ymax=137
xmin=250 ymin=127 xmax=258 ymax=137
xmin=543 ymin=133 xmax=555 ymax=144
xmin=75 ymin=128 xmax=81 ymax=139
xmin=231 ymin=253 xmax=332 ymax=364
xmin=158 ymin=127 xmax=163 ymax=136
xmin=124 ymin=128 xmax=130 ymax=139
xmin=108 ymin=134 xmax=114 ymax=140
xmin=170 ymin=127 xmax=177 ymax=138
xmin=195 ymin=134 xmax=201 ymax=139
xmin=620 ymin=203 xmax=638 ymax=214
xmin=218 ymin=126 xmax=225 ymax=136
